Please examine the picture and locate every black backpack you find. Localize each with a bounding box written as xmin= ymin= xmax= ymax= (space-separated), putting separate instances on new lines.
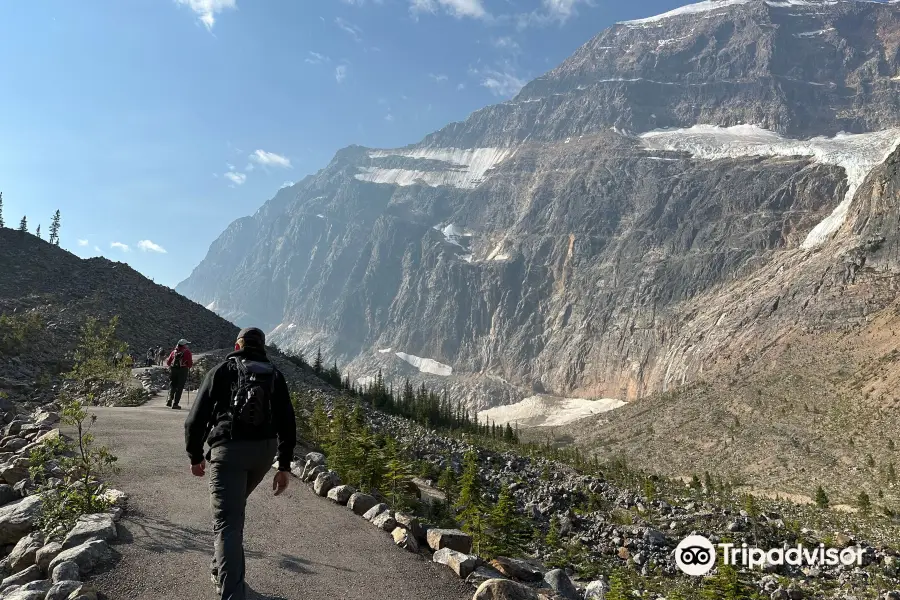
xmin=172 ymin=350 xmax=186 ymax=368
xmin=229 ymin=358 xmax=276 ymax=435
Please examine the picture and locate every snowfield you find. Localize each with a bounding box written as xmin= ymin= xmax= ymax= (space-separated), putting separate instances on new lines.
xmin=478 ymin=395 xmax=626 ymax=428
xmin=434 ymin=223 xmax=473 ymax=248
xmin=640 ymin=124 xmax=900 ymax=249
xmin=395 ymin=351 xmax=453 ymax=376
xmin=620 ymin=0 xmax=844 ymax=25
xmin=355 ymin=147 xmax=516 ymax=189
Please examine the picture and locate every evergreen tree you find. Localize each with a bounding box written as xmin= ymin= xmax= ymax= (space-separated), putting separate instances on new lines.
xmin=48 ymin=210 xmax=61 ymax=245
xmin=814 ymin=486 xmax=829 ymax=509
xmin=606 ymin=573 xmax=633 ymax=600
xmin=35 ymin=224 xmax=41 ymax=239
xmin=17 ymin=216 xmax=27 ymax=234
xmin=701 ymin=563 xmax=760 ymax=600
xmin=703 ymin=471 xmax=715 ymax=495
xmin=0 ymin=191 xmax=4 ymax=227
xmin=309 ymin=399 xmax=329 ymax=447
xmin=858 ymin=491 xmax=871 ymax=514
xmin=382 ymin=437 xmax=415 ymax=511
xmin=437 ymin=460 xmax=457 ymax=508
xmin=690 ymin=474 xmax=703 ymax=493
xmin=455 ymin=449 xmax=487 ymax=552
xmin=314 ymin=346 xmax=323 ymax=375
xmin=544 ymin=515 xmax=561 ymax=550
xmin=486 ymin=485 xmax=529 ymax=558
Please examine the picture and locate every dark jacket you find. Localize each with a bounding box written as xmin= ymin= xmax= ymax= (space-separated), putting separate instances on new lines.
xmin=184 ymin=348 xmax=296 ymax=470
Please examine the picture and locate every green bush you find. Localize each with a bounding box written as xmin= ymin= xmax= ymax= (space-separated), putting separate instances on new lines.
xmin=0 ymin=312 xmax=43 ymax=356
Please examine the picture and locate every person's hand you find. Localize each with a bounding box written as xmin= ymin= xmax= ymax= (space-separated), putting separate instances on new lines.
xmin=273 ymin=470 xmax=289 ymax=496
xmin=191 ymin=460 xmax=206 ymax=477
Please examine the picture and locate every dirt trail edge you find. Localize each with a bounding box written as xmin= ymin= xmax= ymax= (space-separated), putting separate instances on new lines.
xmin=88 ymin=392 xmax=472 ymax=600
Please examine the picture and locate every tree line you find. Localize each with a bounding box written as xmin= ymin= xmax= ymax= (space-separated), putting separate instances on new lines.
xmin=0 ymin=192 xmax=62 ymax=244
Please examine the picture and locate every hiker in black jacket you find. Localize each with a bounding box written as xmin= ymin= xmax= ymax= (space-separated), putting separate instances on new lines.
xmin=184 ymin=327 xmax=296 ymax=600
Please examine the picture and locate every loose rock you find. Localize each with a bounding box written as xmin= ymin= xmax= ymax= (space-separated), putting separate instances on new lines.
xmin=326 ymin=485 xmax=356 ymax=505
xmin=50 ymin=561 xmax=80 ymax=584
xmin=371 ymin=510 xmax=397 ymax=532
xmin=47 ymin=540 xmax=111 ymax=576
xmin=426 ymin=528 xmax=473 ymax=554
xmin=472 ymin=578 xmax=539 ymax=600
xmin=347 ymin=492 xmax=378 ymax=516
xmin=0 ymin=496 xmax=42 ymax=545
xmin=313 ymin=471 xmax=340 ymax=497
xmin=363 ymin=503 xmax=390 ymax=522
xmin=432 ymin=547 xmax=477 ymax=578
xmin=45 ymin=580 xmax=81 ymax=600
xmin=490 ymin=557 xmax=543 ymax=583
xmin=391 ymin=527 xmax=420 ymax=553
xmin=61 ymin=514 xmax=117 ymax=550
xmin=7 ymin=532 xmax=44 ymax=573
xmin=544 ymin=569 xmax=578 ymax=600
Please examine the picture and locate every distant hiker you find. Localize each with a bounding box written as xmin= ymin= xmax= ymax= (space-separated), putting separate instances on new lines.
xmin=165 ymin=339 xmax=193 ymax=409
xmin=157 ymin=346 xmax=166 ymax=366
xmin=146 ymin=348 xmax=155 ymax=367
xmin=113 ymin=351 xmax=123 ymax=367
xmin=184 ymin=327 xmax=296 ymax=600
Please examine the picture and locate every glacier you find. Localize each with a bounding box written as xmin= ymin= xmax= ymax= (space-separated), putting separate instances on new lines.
xmin=355 ymin=147 xmax=516 ymax=189
xmin=640 ymin=125 xmax=900 ymax=249
xmin=394 ymin=351 xmax=453 ymax=376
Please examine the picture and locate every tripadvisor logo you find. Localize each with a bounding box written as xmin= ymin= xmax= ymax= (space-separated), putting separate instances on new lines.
xmin=675 ymin=535 xmax=864 ymax=576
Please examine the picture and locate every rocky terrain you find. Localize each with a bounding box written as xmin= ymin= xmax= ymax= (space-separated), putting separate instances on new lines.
xmin=0 ymin=227 xmax=240 ymax=407
xmin=174 ymin=0 xmax=900 ymax=497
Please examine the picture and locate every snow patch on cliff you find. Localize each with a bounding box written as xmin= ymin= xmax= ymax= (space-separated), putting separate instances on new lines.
xmin=355 ymin=147 xmax=516 ymax=189
xmin=434 ymin=223 xmax=473 ymax=248
xmin=395 ymin=352 xmax=453 ymax=376
xmin=619 ymin=0 xmax=752 ymax=25
xmin=378 ymin=348 xmax=392 ymax=354
xmin=478 ymin=395 xmax=625 ymax=428
xmin=640 ymin=125 xmax=900 ymax=249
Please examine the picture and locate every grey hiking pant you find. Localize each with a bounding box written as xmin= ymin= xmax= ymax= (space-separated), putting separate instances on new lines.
xmin=208 ymin=438 xmax=278 ymax=600
xmin=168 ymin=367 xmax=189 ymax=406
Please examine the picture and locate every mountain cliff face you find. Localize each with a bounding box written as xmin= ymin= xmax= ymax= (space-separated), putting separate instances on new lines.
xmin=177 ymin=0 xmax=900 ymax=413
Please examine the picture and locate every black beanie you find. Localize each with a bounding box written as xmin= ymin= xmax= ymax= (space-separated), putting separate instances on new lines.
xmin=237 ymin=327 xmax=266 ymax=347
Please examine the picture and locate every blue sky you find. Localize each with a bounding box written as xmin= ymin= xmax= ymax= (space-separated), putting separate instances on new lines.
xmin=0 ymin=0 xmax=687 ymax=288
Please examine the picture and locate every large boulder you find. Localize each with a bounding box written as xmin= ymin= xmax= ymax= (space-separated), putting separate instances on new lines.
xmin=326 ymin=485 xmax=356 ymax=505
xmin=45 ymin=580 xmax=82 ymax=600
xmin=1 ymin=439 xmax=29 ymax=453
xmin=347 ymin=492 xmax=378 ymax=516
xmin=7 ymin=532 xmax=44 ymax=573
xmin=305 ymin=452 xmax=326 ymax=466
xmin=584 ymin=579 xmax=610 ymax=599
xmin=303 ymin=465 xmax=326 ymax=483
xmin=391 ymin=527 xmax=420 ymax=553
xmin=432 ymin=547 xmax=477 ymax=578
xmin=394 ymin=512 xmax=424 ymax=543
xmin=313 ymin=471 xmax=340 ymax=497
xmin=426 ymin=528 xmax=472 ymax=554
xmin=466 ymin=566 xmax=508 ymax=587
xmin=371 ymin=510 xmax=397 ymax=532
xmin=0 ymin=484 xmax=18 ymax=507
xmin=472 ymin=579 xmax=539 ymax=600
xmin=0 ymin=564 xmax=43 ymax=590
xmin=61 ymin=514 xmax=117 ymax=550
xmin=490 ymin=557 xmax=544 ymax=582
xmin=0 ymin=459 xmax=31 ymax=486
xmin=544 ymin=569 xmax=578 ymax=600
xmin=362 ymin=503 xmax=390 ymax=522
xmin=0 ymin=496 xmax=42 ymax=545
xmin=50 ymin=561 xmax=80 ymax=583
xmin=47 ymin=540 xmax=111 ymax=576
xmin=35 ymin=542 xmax=63 ymax=573
xmin=64 ymin=583 xmax=98 ymax=600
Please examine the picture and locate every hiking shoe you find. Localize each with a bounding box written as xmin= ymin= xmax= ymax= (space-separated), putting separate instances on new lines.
xmin=171 ymin=405 xmax=181 ymax=410
xmin=165 ymin=402 xmax=172 ymax=407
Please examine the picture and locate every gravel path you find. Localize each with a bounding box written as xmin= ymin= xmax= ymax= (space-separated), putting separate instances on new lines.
xmin=88 ymin=392 xmax=472 ymax=600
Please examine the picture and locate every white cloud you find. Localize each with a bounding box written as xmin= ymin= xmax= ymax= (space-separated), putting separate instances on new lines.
xmin=224 ymin=171 xmax=247 ymax=185
xmin=493 ymin=36 xmax=520 ymax=52
xmin=429 ymin=73 xmax=449 ymax=83
xmin=457 ymin=83 xmax=466 ymax=91
xmin=138 ymin=240 xmax=168 ymax=254
xmin=110 ymin=242 xmax=130 ymax=252
xmin=335 ymin=65 xmax=348 ymax=83
xmin=305 ymin=51 xmax=331 ymax=65
xmin=542 ymin=0 xmax=588 ymax=21
xmin=77 ymin=239 xmax=89 ymax=247
xmin=250 ymin=149 xmax=292 ymax=168
xmin=281 ymin=181 xmax=294 ymax=188
xmin=410 ymin=0 xmax=487 ymax=19
xmin=478 ymin=67 xmax=526 ymax=97
xmin=385 ymin=113 xmax=395 ymax=122
xmin=174 ymin=0 xmax=236 ymax=31
xmin=335 ymin=17 xmax=363 ymax=41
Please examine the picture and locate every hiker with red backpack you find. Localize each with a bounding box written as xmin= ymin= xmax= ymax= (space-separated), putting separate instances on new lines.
xmin=165 ymin=339 xmax=193 ymax=409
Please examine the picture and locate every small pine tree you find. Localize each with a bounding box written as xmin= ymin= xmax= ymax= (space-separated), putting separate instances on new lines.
xmin=703 ymin=471 xmax=715 ymax=495
xmin=314 ymin=346 xmax=323 ymax=375
xmin=309 ymin=399 xmax=329 ymax=447
xmin=690 ymin=474 xmax=703 ymax=492
xmin=35 ymin=224 xmax=41 ymax=239
xmin=858 ymin=491 xmax=871 ymax=514
xmin=743 ymin=493 xmax=758 ymax=518
xmin=455 ymin=449 xmax=487 ymax=552
xmin=643 ymin=478 xmax=657 ymax=502
xmin=701 ymin=563 xmax=758 ymax=600
xmin=485 ymin=485 xmax=530 ymax=558
xmin=815 ymin=486 xmax=829 ymax=509
xmin=545 ymin=515 xmax=561 ymax=550
xmin=0 ymin=191 xmax=4 ymax=227
xmin=437 ymin=460 xmax=457 ymax=507
xmin=606 ymin=573 xmax=633 ymax=600
xmin=17 ymin=216 xmax=27 ymax=234
xmin=382 ymin=438 xmax=415 ymax=511
xmin=48 ymin=209 xmax=61 ymax=245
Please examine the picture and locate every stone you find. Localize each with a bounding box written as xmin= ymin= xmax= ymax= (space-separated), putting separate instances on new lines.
xmin=45 ymin=580 xmax=82 ymax=600
xmin=426 ymin=528 xmax=472 ymax=554
xmin=50 ymin=561 xmax=80 ymax=583
xmin=644 ymin=529 xmax=667 ymax=546
xmin=834 ymin=533 xmax=854 ymax=547
xmin=617 ymin=547 xmax=630 ymax=560
xmin=362 ymin=503 xmax=390 ymax=522
xmin=61 ymin=514 xmax=117 ymax=550
xmin=47 ymin=540 xmax=111 ymax=576
xmin=489 ymin=557 xmax=544 ymax=583
xmin=65 ymin=583 xmax=98 ymax=600
xmin=0 ymin=565 xmax=43 ymax=590
xmin=544 ymin=569 xmax=578 ymax=600
xmin=585 ymin=579 xmax=610 ymax=599
xmin=0 ymin=589 xmax=47 ymax=600
xmin=1 ymin=439 xmax=29 ymax=453
xmin=394 ymin=512 xmax=425 ymax=542
xmin=472 ymin=579 xmax=539 ymax=600
xmin=391 ymin=527 xmax=420 ymax=553
xmin=0 ymin=496 xmax=42 ymax=545
xmin=7 ymin=533 xmax=43 ymax=573
xmin=11 ymin=481 xmax=30 ymax=498
xmin=305 ymin=452 xmax=326 ymax=466
xmin=0 ymin=484 xmax=17 ymax=507
xmin=98 ymin=488 xmax=127 ymax=508
xmin=313 ymin=471 xmax=340 ymax=497
xmin=326 ymin=485 xmax=356 ymax=505
xmin=347 ymin=492 xmax=378 ymax=516
xmin=5 ymin=422 xmax=23 ymax=437
xmin=35 ymin=542 xmax=63 ymax=572
xmin=371 ymin=510 xmax=397 ymax=532
xmin=432 ymin=547 xmax=477 ymax=578
xmin=33 ymin=412 xmax=60 ymax=427
xmin=0 ymin=459 xmax=31 ymax=486
xmin=16 ymin=579 xmax=51 ymax=593
xmin=466 ymin=566 xmax=508 ymax=587
xmin=303 ymin=465 xmax=326 ymax=483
